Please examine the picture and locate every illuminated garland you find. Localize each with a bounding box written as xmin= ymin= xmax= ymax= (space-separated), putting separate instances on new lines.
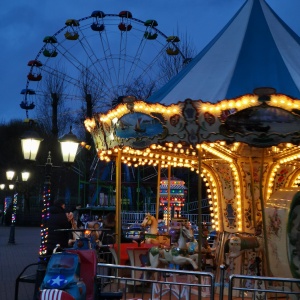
xmin=11 ymin=192 xmax=18 ymax=224
xmin=39 ymin=182 xmax=51 ymax=256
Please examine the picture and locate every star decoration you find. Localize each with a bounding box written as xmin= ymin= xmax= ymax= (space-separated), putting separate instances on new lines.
xmin=50 ymin=275 xmax=66 ymax=286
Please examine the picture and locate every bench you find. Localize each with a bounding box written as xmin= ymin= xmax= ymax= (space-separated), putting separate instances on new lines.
xmin=14 ymin=262 xmax=39 ymax=300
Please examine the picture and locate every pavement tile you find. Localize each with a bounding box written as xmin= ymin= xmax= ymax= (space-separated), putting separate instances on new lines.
xmin=0 ymin=225 xmax=40 ymax=300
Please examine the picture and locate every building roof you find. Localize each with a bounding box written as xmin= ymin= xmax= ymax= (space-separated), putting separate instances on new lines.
xmin=148 ymin=0 xmax=300 ymax=105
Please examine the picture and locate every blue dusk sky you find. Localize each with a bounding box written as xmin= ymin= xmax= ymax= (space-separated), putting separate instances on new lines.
xmin=0 ymin=0 xmax=300 ymax=125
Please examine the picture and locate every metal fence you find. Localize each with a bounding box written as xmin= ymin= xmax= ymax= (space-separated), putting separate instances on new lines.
xmin=228 ymin=274 xmax=300 ymax=300
xmin=121 ymin=212 xmax=211 ymax=224
xmin=96 ymin=248 xmax=300 ymax=300
xmin=96 ymin=263 xmax=300 ymax=300
xmin=15 ymin=245 xmax=300 ymax=300
xmin=97 ymin=263 xmax=215 ymax=300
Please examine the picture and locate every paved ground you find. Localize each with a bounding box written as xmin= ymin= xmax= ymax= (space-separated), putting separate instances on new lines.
xmin=0 ymin=225 xmax=40 ymax=300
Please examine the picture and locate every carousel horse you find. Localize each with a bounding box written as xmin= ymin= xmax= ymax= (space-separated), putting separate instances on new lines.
xmin=68 ymin=218 xmax=102 ymax=248
xmin=224 ymin=222 xmax=264 ymax=266
xmin=224 ymin=234 xmax=263 ymax=263
xmin=186 ymin=223 xmax=217 ymax=270
xmin=85 ymin=221 xmax=103 ymax=246
xmin=141 ymin=213 xmax=170 ymax=246
xmin=148 ymin=223 xmax=198 ymax=270
xmin=223 ymin=230 xmax=264 ymax=290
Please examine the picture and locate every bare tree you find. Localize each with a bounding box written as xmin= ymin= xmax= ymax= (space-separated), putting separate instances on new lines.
xmin=124 ymin=78 xmax=157 ymax=100
xmin=158 ymin=31 xmax=196 ymax=85
xmin=35 ymin=65 xmax=73 ymax=138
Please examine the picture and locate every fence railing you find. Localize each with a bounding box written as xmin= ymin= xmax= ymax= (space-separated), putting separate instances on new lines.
xmin=97 ymin=262 xmax=215 ymax=300
xmin=121 ymin=212 xmax=211 ymax=224
xmin=228 ymin=274 xmax=300 ymax=300
xmin=96 ymin=259 xmax=300 ymax=300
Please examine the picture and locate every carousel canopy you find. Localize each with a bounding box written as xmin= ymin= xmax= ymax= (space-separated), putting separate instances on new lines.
xmin=148 ymin=0 xmax=300 ymax=104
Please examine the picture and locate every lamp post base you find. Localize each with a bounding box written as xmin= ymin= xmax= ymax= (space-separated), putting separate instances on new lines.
xmin=33 ymin=256 xmax=49 ymax=299
xmin=8 ymin=224 xmax=15 ymax=244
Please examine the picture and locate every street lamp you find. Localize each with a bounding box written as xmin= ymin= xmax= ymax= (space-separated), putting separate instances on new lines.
xmin=21 ymin=126 xmax=80 ymax=298
xmin=21 ymin=129 xmax=43 ymax=161
xmin=21 ymin=126 xmax=80 ymax=254
xmin=6 ymin=170 xmax=30 ymax=244
xmin=58 ymin=126 xmax=80 ymax=164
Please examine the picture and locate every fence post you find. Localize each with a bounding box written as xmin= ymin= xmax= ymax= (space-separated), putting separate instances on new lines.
xmin=219 ymin=264 xmax=226 ymax=300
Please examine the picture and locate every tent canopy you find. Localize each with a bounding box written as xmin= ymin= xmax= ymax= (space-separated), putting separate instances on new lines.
xmin=147 ymin=0 xmax=300 ymax=105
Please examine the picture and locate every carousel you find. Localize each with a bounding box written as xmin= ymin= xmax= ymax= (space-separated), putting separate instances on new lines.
xmin=84 ymin=0 xmax=300 ymax=283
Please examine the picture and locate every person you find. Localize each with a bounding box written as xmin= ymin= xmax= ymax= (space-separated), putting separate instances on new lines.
xmin=70 ymin=205 xmax=83 ymax=228
xmin=100 ymin=212 xmax=116 ymax=244
xmin=5 ymin=204 xmax=13 ymax=226
xmin=99 ymin=212 xmax=130 ymax=244
xmin=46 ymin=199 xmax=73 ymax=255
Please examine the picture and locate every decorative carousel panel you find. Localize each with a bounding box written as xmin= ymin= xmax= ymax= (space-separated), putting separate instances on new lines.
xmin=240 ymin=160 xmax=268 ymax=232
xmin=198 ymin=102 xmax=226 ymax=141
xmin=273 ymin=165 xmax=295 ymax=191
xmin=287 ymin=194 xmax=300 ymax=279
xmin=85 ymin=95 xmax=300 ymax=152
xmin=213 ymin=163 xmax=235 ymax=200
xmin=266 ymin=188 xmax=300 ymax=279
xmin=181 ymin=99 xmax=199 ymax=145
xmin=212 ymin=162 xmax=238 ymax=231
xmin=114 ymin=113 xmax=163 ymax=139
xmin=218 ymin=101 xmax=300 ymax=147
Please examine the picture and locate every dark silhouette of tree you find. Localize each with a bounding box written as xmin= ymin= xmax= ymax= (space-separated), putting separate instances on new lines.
xmin=35 ymin=65 xmax=73 ymax=138
xmin=158 ymin=31 xmax=196 ymax=85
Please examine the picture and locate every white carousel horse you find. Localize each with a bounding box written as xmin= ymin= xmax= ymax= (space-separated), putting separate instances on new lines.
xmin=148 ymin=223 xmax=198 ymax=270
xmin=141 ymin=213 xmax=170 ymax=246
xmin=224 ymin=231 xmax=264 ymax=289
xmin=224 ymin=234 xmax=263 ymax=264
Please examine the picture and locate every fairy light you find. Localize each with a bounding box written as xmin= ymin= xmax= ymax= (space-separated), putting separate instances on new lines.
xmin=87 ymin=96 xmax=300 ymax=235
xmin=39 ymin=177 xmax=51 ymax=256
xmin=230 ymin=163 xmax=243 ymax=231
xmin=11 ymin=192 xmax=18 ymax=225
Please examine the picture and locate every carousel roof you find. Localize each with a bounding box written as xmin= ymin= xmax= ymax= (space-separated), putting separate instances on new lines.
xmin=148 ymin=0 xmax=300 ymax=104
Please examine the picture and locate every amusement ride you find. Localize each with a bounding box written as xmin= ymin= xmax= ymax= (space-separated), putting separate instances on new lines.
xmin=15 ymin=1 xmax=300 ymax=300
xmin=20 ymin=10 xmax=186 ymax=120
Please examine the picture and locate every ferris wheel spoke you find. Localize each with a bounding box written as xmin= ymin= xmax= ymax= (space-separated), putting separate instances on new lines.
xmin=97 ymin=32 xmax=120 ymax=92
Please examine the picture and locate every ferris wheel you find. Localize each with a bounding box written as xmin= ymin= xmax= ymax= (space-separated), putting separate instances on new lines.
xmin=21 ymin=10 xmax=186 ymax=119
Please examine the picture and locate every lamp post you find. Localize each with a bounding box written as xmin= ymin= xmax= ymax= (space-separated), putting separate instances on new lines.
xmin=21 ymin=126 xmax=80 ymax=254
xmin=6 ymin=170 xmax=30 ymax=244
xmin=20 ymin=126 xmax=80 ymax=297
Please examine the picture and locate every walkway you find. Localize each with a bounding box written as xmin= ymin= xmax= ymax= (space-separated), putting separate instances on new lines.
xmin=0 ymin=225 xmax=40 ymax=300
